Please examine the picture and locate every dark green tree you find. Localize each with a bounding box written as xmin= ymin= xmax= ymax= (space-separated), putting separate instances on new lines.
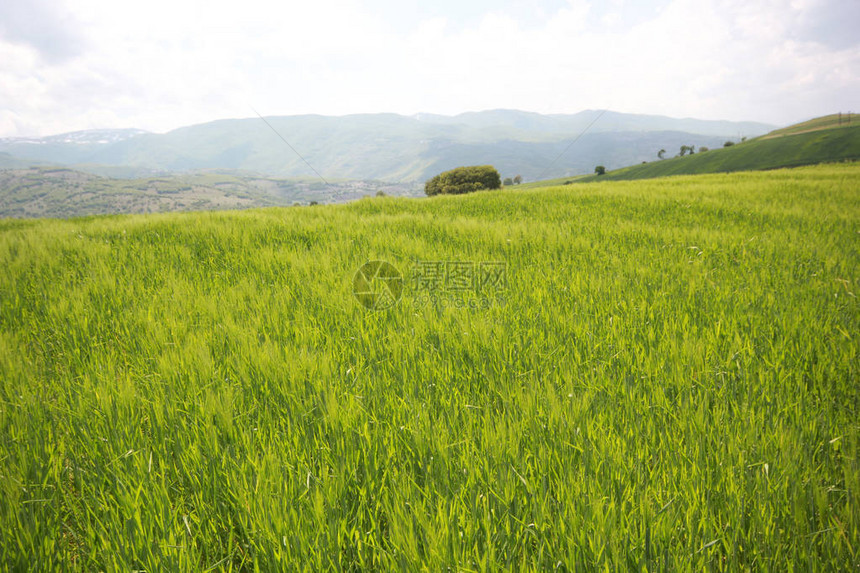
xmin=424 ymin=165 xmax=502 ymax=196
xmin=594 ymin=165 xmax=606 ymax=176
xmin=658 ymin=149 xmax=666 ymax=159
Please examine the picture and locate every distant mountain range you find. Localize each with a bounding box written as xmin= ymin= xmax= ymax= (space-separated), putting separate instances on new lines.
xmin=0 ymin=110 xmax=775 ymax=182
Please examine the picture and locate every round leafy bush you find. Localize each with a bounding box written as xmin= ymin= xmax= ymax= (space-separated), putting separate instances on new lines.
xmin=424 ymin=165 xmax=502 ymax=196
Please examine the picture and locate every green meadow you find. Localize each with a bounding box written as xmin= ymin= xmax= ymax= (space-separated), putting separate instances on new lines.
xmin=0 ymin=163 xmax=857 ymax=570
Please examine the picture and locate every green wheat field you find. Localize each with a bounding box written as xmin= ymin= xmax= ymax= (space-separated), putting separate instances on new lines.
xmin=1 ymin=163 xmax=858 ymax=571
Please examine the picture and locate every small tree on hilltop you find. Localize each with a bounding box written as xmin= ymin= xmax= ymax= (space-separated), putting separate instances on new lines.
xmin=424 ymin=165 xmax=502 ymax=196
xmin=658 ymin=149 xmax=666 ymax=160
xmin=513 ymin=174 xmax=522 ymax=185
xmin=594 ymin=165 xmax=606 ymax=176
xmin=503 ymin=177 xmax=513 ymax=186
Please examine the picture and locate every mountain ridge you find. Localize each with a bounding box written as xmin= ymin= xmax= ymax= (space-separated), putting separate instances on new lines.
xmin=0 ymin=110 xmax=775 ymax=182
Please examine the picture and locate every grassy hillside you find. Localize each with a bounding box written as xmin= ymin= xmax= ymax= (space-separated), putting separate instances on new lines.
xmin=576 ymin=123 xmax=860 ymax=182
xmin=760 ymin=113 xmax=858 ymax=139
xmin=0 ymin=164 xmax=857 ymax=570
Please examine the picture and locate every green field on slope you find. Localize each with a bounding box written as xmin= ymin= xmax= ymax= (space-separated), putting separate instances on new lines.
xmin=0 ymin=164 xmax=858 ymax=570
xmin=759 ymin=113 xmax=859 ymax=139
xmin=577 ymin=123 xmax=860 ymax=182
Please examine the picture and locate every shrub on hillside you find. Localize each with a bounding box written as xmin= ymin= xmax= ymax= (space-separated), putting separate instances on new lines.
xmin=424 ymin=165 xmax=502 ymax=196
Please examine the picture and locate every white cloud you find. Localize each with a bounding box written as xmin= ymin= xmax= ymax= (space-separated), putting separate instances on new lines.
xmin=0 ymin=0 xmax=857 ymax=136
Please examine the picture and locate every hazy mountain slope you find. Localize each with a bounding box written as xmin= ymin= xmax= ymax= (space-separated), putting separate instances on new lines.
xmin=0 ymin=129 xmax=149 ymax=164
xmin=0 ymin=152 xmax=53 ymax=169
xmin=431 ymin=109 xmax=773 ymax=137
xmin=0 ymin=111 xmax=774 ymax=182
xmin=78 ymin=115 xmax=458 ymax=179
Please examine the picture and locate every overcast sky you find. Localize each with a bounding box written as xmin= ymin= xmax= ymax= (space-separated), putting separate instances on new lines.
xmin=0 ymin=0 xmax=858 ymax=137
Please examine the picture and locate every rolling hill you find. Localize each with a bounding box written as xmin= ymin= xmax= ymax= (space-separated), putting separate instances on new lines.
xmin=759 ymin=112 xmax=858 ymax=139
xmin=575 ymin=117 xmax=860 ymax=182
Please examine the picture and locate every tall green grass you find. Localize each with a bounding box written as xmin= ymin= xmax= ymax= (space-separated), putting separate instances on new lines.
xmin=0 ymin=163 xmax=857 ymax=570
